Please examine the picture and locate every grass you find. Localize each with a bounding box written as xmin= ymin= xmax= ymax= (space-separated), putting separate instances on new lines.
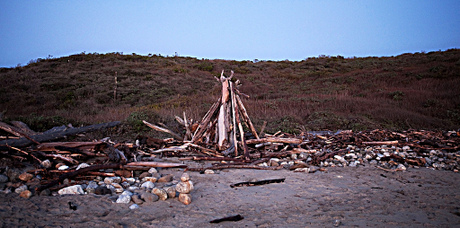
xmin=0 ymin=49 xmax=459 ymax=136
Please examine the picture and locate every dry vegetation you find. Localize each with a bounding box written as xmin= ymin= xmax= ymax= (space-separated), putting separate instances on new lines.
xmin=0 ymin=50 xmax=459 ymax=137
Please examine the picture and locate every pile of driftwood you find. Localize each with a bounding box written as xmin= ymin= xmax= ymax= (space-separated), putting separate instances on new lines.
xmin=0 ymin=70 xmax=459 ymax=192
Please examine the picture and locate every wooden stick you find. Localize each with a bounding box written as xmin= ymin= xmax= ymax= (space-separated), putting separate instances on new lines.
xmin=192 ymin=98 xmax=221 ymax=143
xmin=183 ymin=112 xmax=192 ymax=141
xmin=246 ymin=137 xmax=303 ymax=145
xmin=362 ymin=141 xmax=398 ymax=145
xmin=186 ymin=164 xmax=282 ymax=172
xmin=229 ymin=82 xmax=238 ymax=156
xmin=233 ymin=91 xmax=249 ymax=160
xmin=235 ymin=94 xmax=259 ymax=139
xmin=125 ymin=161 xmax=187 ymax=168
xmin=143 ymin=120 xmax=183 ymax=141
xmin=5 ymin=145 xmax=42 ymax=163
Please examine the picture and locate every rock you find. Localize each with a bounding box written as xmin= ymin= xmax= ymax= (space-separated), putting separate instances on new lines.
xmin=131 ymin=194 xmax=144 ymax=205
xmin=58 ymin=185 xmax=84 ymax=195
xmin=58 ymin=165 xmax=69 ymax=170
xmin=158 ymin=174 xmax=174 ymax=183
xmin=41 ymin=159 xmax=52 ymax=168
xmin=76 ymin=163 xmax=90 ymax=170
xmin=175 ymin=181 xmax=194 ymax=194
xmin=86 ymin=181 xmax=98 ymax=193
xmin=121 ymin=181 xmax=130 ymax=189
xmin=204 ymin=169 xmax=215 ymax=174
xmin=152 ymin=188 xmax=168 ymax=200
xmin=142 ymin=177 xmax=157 ymax=183
xmin=0 ymin=174 xmax=8 ymax=183
xmin=178 ymin=193 xmax=192 ymax=205
xmin=129 ymin=204 xmax=139 ymax=210
xmin=138 ymin=172 xmax=151 ymax=180
xmin=15 ymin=185 xmax=28 ymax=194
xmin=104 ymin=177 xmax=121 ymax=185
xmin=180 ymin=173 xmax=190 ymax=182
xmin=141 ymin=191 xmax=159 ymax=203
xmin=148 ymin=168 xmax=158 ymax=174
xmin=334 ymin=155 xmax=345 ymax=163
xmin=126 ymin=178 xmax=136 ymax=185
xmin=114 ymin=170 xmax=132 ymax=178
xmin=116 ymin=194 xmax=131 ymax=204
xmin=112 ymin=183 xmax=124 ymax=193
xmin=164 ymin=186 xmax=176 ymax=198
xmin=20 ymin=190 xmax=32 ymax=198
xmin=141 ymin=181 xmax=155 ymax=189
xmin=397 ymin=164 xmax=407 ymax=171
xmin=18 ymin=173 xmax=33 ymax=182
xmin=294 ymin=168 xmax=310 ymax=172
xmin=128 ymin=186 xmax=139 ymax=192
xmin=121 ymin=190 xmax=133 ymax=196
xmin=94 ymin=186 xmax=112 ymax=195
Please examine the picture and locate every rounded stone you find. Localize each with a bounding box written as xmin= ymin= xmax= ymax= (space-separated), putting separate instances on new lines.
xmin=158 ymin=174 xmax=174 ymax=183
xmin=204 ymin=169 xmax=215 ymax=174
xmin=131 ymin=194 xmax=144 ymax=205
xmin=141 ymin=181 xmax=155 ymax=189
xmin=41 ymin=160 xmax=52 ymax=169
xmin=19 ymin=173 xmax=33 ymax=182
xmin=178 ymin=193 xmax=192 ymax=205
xmin=148 ymin=168 xmax=158 ymax=174
xmin=152 ymin=188 xmax=168 ymax=201
xmin=175 ymin=180 xmax=194 ymax=194
xmin=58 ymin=185 xmax=84 ymax=195
xmin=141 ymin=191 xmax=159 ymax=203
xmin=14 ymin=185 xmax=28 ymax=194
xmin=129 ymin=204 xmax=139 ymax=210
xmin=19 ymin=190 xmax=32 ymax=198
xmin=116 ymin=194 xmax=131 ymax=204
xmin=164 ymin=186 xmax=176 ymax=198
xmin=142 ymin=177 xmax=157 ymax=183
xmin=180 ymin=173 xmax=190 ymax=182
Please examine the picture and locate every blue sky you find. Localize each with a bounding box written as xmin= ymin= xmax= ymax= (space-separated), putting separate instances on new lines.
xmin=1 ymin=0 xmax=459 ymax=67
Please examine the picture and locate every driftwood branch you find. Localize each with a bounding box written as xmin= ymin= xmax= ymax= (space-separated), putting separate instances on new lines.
xmin=142 ymin=120 xmax=183 ymax=141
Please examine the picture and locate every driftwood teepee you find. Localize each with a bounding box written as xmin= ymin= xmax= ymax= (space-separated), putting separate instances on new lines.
xmin=190 ymin=70 xmax=259 ymax=159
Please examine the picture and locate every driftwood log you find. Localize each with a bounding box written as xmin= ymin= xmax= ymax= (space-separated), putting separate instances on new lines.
xmin=0 ymin=121 xmax=121 ymax=147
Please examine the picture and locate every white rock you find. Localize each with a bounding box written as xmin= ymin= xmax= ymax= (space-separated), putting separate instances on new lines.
xmin=128 ymin=186 xmax=139 ymax=192
xmin=129 ymin=204 xmax=139 ymax=210
xmin=58 ymin=165 xmax=69 ymax=170
xmin=58 ymin=185 xmax=84 ymax=195
xmin=175 ymin=180 xmax=194 ymax=194
xmin=397 ymin=164 xmax=407 ymax=171
xmin=141 ymin=181 xmax=155 ymax=189
xmin=76 ymin=163 xmax=90 ymax=170
xmin=121 ymin=190 xmax=133 ymax=196
xmin=15 ymin=185 xmax=28 ymax=194
xmin=126 ymin=178 xmax=136 ymax=185
xmin=204 ymin=169 xmax=215 ymax=174
xmin=116 ymin=194 xmax=131 ymax=204
xmin=148 ymin=168 xmax=158 ymax=174
xmin=104 ymin=176 xmax=122 ymax=185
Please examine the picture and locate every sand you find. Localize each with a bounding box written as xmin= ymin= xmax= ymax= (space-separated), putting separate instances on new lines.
xmin=0 ymin=165 xmax=459 ymax=227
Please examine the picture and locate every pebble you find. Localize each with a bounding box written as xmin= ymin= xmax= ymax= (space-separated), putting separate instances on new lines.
xmin=126 ymin=178 xmax=136 ymax=185
xmin=131 ymin=194 xmax=144 ymax=205
xmin=76 ymin=163 xmax=90 ymax=170
xmin=152 ymin=188 xmax=168 ymax=200
xmin=104 ymin=177 xmax=121 ymax=185
xmin=19 ymin=173 xmax=33 ymax=182
xmin=57 ymin=165 xmax=69 ymax=170
xmin=41 ymin=159 xmax=52 ymax=168
xmin=94 ymin=186 xmax=112 ymax=195
xmin=129 ymin=204 xmax=139 ymax=210
xmin=164 ymin=186 xmax=177 ymax=198
xmin=15 ymin=185 xmax=28 ymax=194
xmin=112 ymin=183 xmax=124 ymax=193
xmin=20 ymin=190 xmax=32 ymax=198
xmin=180 ymin=173 xmax=190 ymax=182
xmin=178 ymin=193 xmax=192 ymax=205
xmin=141 ymin=191 xmax=159 ymax=203
xmin=58 ymin=185 xmax=84 ymax=195
xmin=204 ymin=169 xmax=215 ymax=174
xmin=142 ymin=177 xmax=157 ymax=183
xmin=116 ymin=194 xmax=131 ymax=204
xmin=158 ymin=174 xmax=174 ymax=183
xmin=141 ymin=181 xmax=155 ymax=189
xmin=138 ymin=172 xmax=151 ymax=180
xmin=175 ymin=181 xmax=194 ymax=194
xmin=148 ymin=168 xmax=158 ymax=174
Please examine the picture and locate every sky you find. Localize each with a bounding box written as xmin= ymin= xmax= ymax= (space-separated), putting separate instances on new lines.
xmin=1 ymin=0 xmax=459 ymax=67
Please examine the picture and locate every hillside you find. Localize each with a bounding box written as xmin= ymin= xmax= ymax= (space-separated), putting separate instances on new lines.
xmin=0 ymin=50 xmax=459 ymax=135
